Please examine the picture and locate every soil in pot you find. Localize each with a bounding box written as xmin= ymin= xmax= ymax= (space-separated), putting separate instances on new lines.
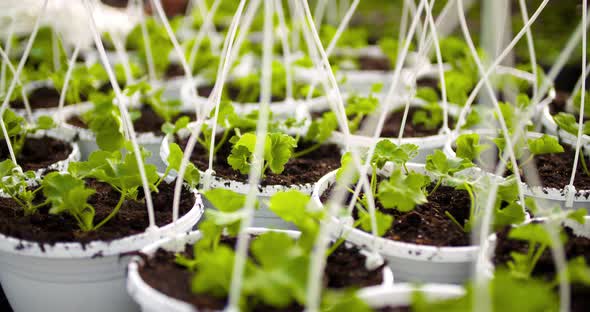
xmin=0 ymin=136 xmax=72 ymax=171
xmin=164 ymin=63 xmax=185 ymax=79
xmin=138 ymin=235 xmax=385 ymax=311
xmin=195 ymin=83 xmax=289 ymax=103
xmin=494 ymin=222 xmax=590 ymax=312
xmin=0 ymin=179 xmax=195 ymax=246
xmin=375 ymin=307 xmax=411 ymax=312
xmin=67 ymin=105 xmax=196 ymax=136
xmin=10 ymin=86 xmax=76 ymax=109
xmin=359 ymin=107 xmax=455 ymax=138
xmin=357 ymin=55 xmax=391 ymax=71
xmin=322 ymin=182 xmax=471 ymax=247
xmin=547 ymin=90 xmax=590 ymax=123
xmin=179 ymin=135 xmax=342 ymax=186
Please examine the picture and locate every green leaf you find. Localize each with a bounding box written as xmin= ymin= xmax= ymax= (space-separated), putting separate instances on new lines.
xmin=306 ymin=113 xmax=338 ymax=144
xmin=336 ymin=152 xmax=359 ymax=184
xmin=562 ymin=257 xmax=590 ymax=286
xmin=358 ymin=209 xmax=393 ymax=236
xmin=508 ymin=223 xmax=555 ymax=246
xmin=321 ymin=289 xmax=373 ymax=312
xmin=35 ymin=115 xmax=56 ymax=130
xmin=567 ymin=208 xmax=587 ymax=224
xmin=553 ymin=112 xmax=585 ymax=135
xmin=371 ymin=140 xmax=418 ymax=169
xmin=425 ymin=150 xmax=474 ymax=177
xmin=227 ymin=144 xmax=252 ymax=175
xmin=527 ymin=134 xmax=564 ymax=155
xmin=166 ymin=143 xmax=200 ymax=187
xmin=162 ymin=116 xmax=190 ymax=136
xmin=455 ymin=133 xmax=489 ymax=162
xmin=378 ymin=169 xmax=429 ymax=212
xmin=42 ymin=172 xmax=96 ymax=231
xmin=412 ymin=102 xmax=443 ymax=130
xmin=203 ymin=188 xmax=247 ymax=213
xmin=191 ymin=245 xmax=236 ymax=297
xmin=267 ymin=133 xmax=297 ymax=174
xmin=493 ymin=202 xmax=525 ymax=231
xmin=88 ymin=112 xmax=125 ymax=152
xmin=269 ymin=191 xmax=323 ymax=250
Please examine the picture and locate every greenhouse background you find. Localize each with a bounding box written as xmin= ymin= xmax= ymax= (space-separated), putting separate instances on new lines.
xmin=0 ymin=0 xmax=589 ymax=311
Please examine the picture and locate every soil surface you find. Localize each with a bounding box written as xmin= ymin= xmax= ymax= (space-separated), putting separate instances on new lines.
xmin=164 ymin=63 xmax=185 ymax=79
xmin=323 ymin=182 xmax=472 ymax=247
xmin=179 ymin=135 xmax=342 ymax=186
xmin=10 ymin=86 xmax=74 ymax=109
xmin=67 ymin=105 xmax=195 ymax=135
xmin=360 ymin=107 xmax=454 ymax=138
xmin=358 ymin=55 xmax=391 ymax=71
xmin=195 ymin=84 xmax=287 ymax=103
xmin=494 ymin=223 xmax=590 ymax=312
xmin=139 ymin=235 xmax=385 ymax=311
xmin=0 ymin=136 xmax=72 ymax=171
xmin=528 ymin=145 xmax=590 ymax=190
xmin=0 ymin=179 xmax=195 ymax=246
xmin=376 ymin=307 xmax=411 ymax=312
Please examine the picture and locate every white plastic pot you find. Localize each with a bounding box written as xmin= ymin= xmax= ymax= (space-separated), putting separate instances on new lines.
xmin=313 ymin=163 xmax=481 ymax=284
xmin=127 ymin=227 xmax=394 ymax=312
xmin=160 ymin=136 xmax=322 ymax=230
xmin=12 ymin=80 xmax=93 ymax=117
xmin=359 ymin=283 xmax=465 ymax=310
xmin=444 ymin=130 xmax=590 ymax=211
xmin=0 ymin=187 xmax=205 ymax=312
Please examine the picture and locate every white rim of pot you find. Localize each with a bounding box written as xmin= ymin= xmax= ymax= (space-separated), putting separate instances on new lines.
xmin=444 ymin=129 xmax=590 ymax=204
xmin=160 ymin=135 xmax=317 ymax=196
xmin=312 ymin=163 xmax=481 ymax=263
xmin=127 ymin=227 xmax=394 ymax=312
xmin=541 ymin=104 xmax=590 ymax=145
xmin=358 ymin=283 xmax=465 ymax=309
xmin=0 ymin=183 xmax=205 ymax=258
xmin=13 ymin=80 xmax=93 ymax=116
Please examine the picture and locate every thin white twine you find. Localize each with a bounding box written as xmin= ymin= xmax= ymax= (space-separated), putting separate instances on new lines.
xmin=52 ymin=27 xmax=61 ymax=72
xmin=55 ymin=43 xmax=81 ymax=124
xmin=111 ymin=33 xmax=134 ymax=84
xmin=565 ymin=63 xmax=590 ymax=111
xmin=187 ymin=0 xmax=222 ymax=71
xmin=568 ymin=0 xmax=588 ymax=195
xmin=0 ymin=0 xmax=48 ymax=166
xmin=133 ymin=0 xmax=157 ymax=82
xmin=0 ymin=46 xmax=34 ymax=124
xmin=275 ymin=0 xmax=294 ymax=101
xmin=83 ymin=0 xmax=157 ymax=230
xmin=398 ymin=0 xmax=409 ymax=60
xmin=226 ymin=1 xmax=274 ymax=310
xmin=518 ymin=0 xmax=539 ymax=100
xmin=313 ymin=0 xmax=328 ymax=30
xmin=0 ymin=17 xmax=16 ymax=94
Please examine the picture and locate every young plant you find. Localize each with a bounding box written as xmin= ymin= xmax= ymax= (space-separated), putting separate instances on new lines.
xmin=227 ymin=131 xmax=297 ymax=176
xmin=0 ymin=108 xmax=56 ymax=156
xmin=126 ymin=17 xmax=174 ymax=78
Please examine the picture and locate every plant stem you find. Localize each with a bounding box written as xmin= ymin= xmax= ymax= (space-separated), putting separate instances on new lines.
xmin=580 ymin=153 xmax=590 ymax=176
xmin=371 ymin=167 xmax=377 ymax=196
xmin=326 ymin=219 xmax=363 ymax=256
xmin=527 ymin=244 xmax=547 ymax=277
xmin=445 ymin=211 xmax=466 ymax=232
xmin=292 ymin=143 xmax=321 ymax=158
xmin=93 ymin=191 xmax=126 ymax=231
xmin=430 ymin=178 xmax=443 ymax=195
xmin=464 ymin=183 xmax=475 ymax=232
xmin=213 ymin=128 xmax=231 ymax=155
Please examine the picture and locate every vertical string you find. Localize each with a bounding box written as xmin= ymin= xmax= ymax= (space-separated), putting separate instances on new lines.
xmin=56 ymin=44 xmax=81 ymax=124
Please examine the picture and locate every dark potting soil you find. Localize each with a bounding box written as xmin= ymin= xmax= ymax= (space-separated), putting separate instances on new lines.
xmin=528 ymin=145 xmax=590 ymax=190
xmin=0 ymin=136 xmax=71 ymax=171
xmin=66 ymin=105 xmax=196 ymax=135
xmin=493 ymin=223 xmax=590 ymax=312
xmin=360 ymin=107 xmax=454 ymax=138
xmin=323 ymin=183 xmax=471 ymax=247
xmin=10 ymin=86 xmax=75 ymax=109
xmin=0 ymin=179 xmax=195 ymax=246
xmin=195 ymin=84 xmax=288 ymax=103
xmin=358 ymin=55 xmax=391 ymax=71
xmin=100 ymin=0 xmax=128 ymax=8
xmin=179 ymin=135 xmax=342 ymax=186
xmin=138 ymin=235 xmax=385 ymax=311
xmin=164 ymin=63 xmax=185 ymax=79
xmin=376 ymin=307 xmax=412 ymax=312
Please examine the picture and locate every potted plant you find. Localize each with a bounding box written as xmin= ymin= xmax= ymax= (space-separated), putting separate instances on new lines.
xmin=313 ymin=141 xmax=527 ymax=283
xmin=0 ymin=139 xmax=204 ymax=312
xmin=127 ymin=190 xmax=393 ymax=311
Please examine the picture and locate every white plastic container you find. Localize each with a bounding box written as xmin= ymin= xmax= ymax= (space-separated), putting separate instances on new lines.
xmin=0 ymin=188 xmax=204 ymax=312
xmin=127 ymin=227 xmax=394 ymax=312
xmin=359 ymin=283 xmax=465 ymax=310
xmin=160 ymin=136 xmax=322 ymax=229
xmin=313 ymin=163 xmax=481 ymax=284
xmin=444 ymin=130 xmax=590 ymax=211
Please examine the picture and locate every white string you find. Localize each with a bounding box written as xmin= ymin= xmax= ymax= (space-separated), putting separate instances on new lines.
xmin=134 ymin=0 xmax=157 ymax=82
xmin=0 ymin=47 xmax=34 ymax=124
xmin=187 ymin=0 xmax=222 ymax=70
xmin=226 ymin=1 xmax=274 ymax=310
xmin=83 ymin=0 xmax=157 ymax=230
xmin=313 ymin=0 xmax=328 ymax=30
xmin=111 ymin=34 xmax=134 ymax=84
xmin=55 ymin=44 xmax=81 ymax=124
xmin=518 ymin=0 xmax=539 ymax=100
xmin=565 ymin=63 xmax=590 ymax=111
xmin=0 ymin=0 xmax=48 ymax=165
xmin=275 ymin=0 xmax=294 ymax=101
xmin=0 ymin=17 xmax=16 ymax=94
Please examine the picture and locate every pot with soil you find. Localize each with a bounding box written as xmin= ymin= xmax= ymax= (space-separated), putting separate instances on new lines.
xmin=488 ymin=216 xmax=590 ymax=312
xmin=358 ymin=283 xmax=465 ymax=311
xmin=0 ymin=156 xmax=205 ymax=312
xmin=9 ymin=80 xmax=92 ymax=117
xmin=60 ymin=86 xmax=195 ymax=171
xmin=127 ymin=226 xmax=393 ymax=312
xmin=313 ymin=157 xmax=527 ymax=284
xmin=444 ymin=130 xmax=590 ymax=211
xmin=160 ymin=116 xmax=343 ymax=229
xmin=541 ymin=89 xmax=590 ymax=145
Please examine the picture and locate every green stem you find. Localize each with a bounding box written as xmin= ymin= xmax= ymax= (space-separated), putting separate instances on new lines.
xmin=520 ymin=155 xmax=534 ymax=168
xmin=527 ymin=244 xmax=547 ymax=277
xmin=155 ymin=168 xmax=171 ymax=187
xmin=213 ymin=128 xmax=231 ymax=156
xmin=93 ymin=191 xmax=126 ymax=231
xmin=464 ymin=183 xmax=475 ymax=232
xmin=293 ymin=143 xmax=321 ymax=158
xmin=430 ymin=178 xmax=443 ymax=195
xmin=445 ymin=211 xmax=466 ymax=232
xmin=371 ymin=167 xmax=377 ymax=196
xmin=326 ymin=219 xmax=363 ymax=256
xmin=580 ymin=154 xmax=590 ymax=177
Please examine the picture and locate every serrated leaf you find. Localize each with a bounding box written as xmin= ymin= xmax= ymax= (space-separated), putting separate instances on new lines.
xmin=527 ymin=134 xmax=564 ymax=155
xmin=378 ymin=169 xmax=429 ymax=212
xmin=456 ymin=133 xmax=489 ymax=161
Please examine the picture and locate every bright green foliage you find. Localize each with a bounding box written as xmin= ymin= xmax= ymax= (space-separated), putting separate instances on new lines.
xmin=527 ymin=134 xmax=564 ymax=155
xmin=0 ymin=108 xmax=56 ymax=156
xmin=425 ymin=150 xmax=474 ymax=177
xmin=455 ymin=133 xmax=489 ymax=162
xmin=553 ymin=112 xmax=590 ymax=136
xmin=412 ymin=102 xmax=443 ymax=130
xmin=336 ymin=152 xmax=360 ymax=184
xmin=189 ymin=245 xmax=237 ymax=297
xmin=442 ymin=70 xmax=474 ymax=106
xmin=202 ymin=188 xmax=249 ymax=236
xmin=562 ymin=256 xmax=590 ymax=286
xmin=358 ymin=209 xmax=393 ymax=237
xmin=416 ymin=87 xmax=439 ymax=103
xmin=42 ymin=172 xmax=95 ymax=231
xmin=268 ymin=191 xmax=323 ymax=250
xmin=320 ymin=25 xmax=368 ymax=49
xmin=573 ymin=90 xmax=590 ymax=118
xmin=321 ymin=289 xmax=373 ymax=312
xmin=145 ymin=89 xmax=182 ymax=123
xmin=165 ymin=143 xmax=200 ymax=189
xmin=345 ymin=94 xmax=379 ymax=132
xmin=377 ymin=38 xmax=413 ymax=69
xmin=371 ymin=140 xmax=418 ymax=169
xmin=377 ymin=169 xmax=429 ymax=212
xmin=162 ymin=116 xmax=190 ymax=136
xmin=227 ymin=132 xmax=297 ymax=176
xmin=126 ymin=17 xmax=173 ymax=77
xmin=0 ymin=159 xmax=38 ymax=215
